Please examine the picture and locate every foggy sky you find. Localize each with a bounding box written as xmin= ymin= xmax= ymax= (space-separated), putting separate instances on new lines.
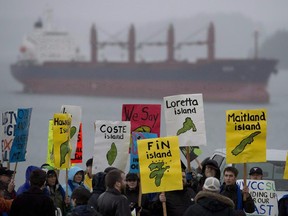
xmin=1 ymin=0 xmax=288 ymax=64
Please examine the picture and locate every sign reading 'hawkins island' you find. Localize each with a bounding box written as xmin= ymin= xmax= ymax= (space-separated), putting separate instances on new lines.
xmin=164 ymin=94 xmax=206 ymax=147
xmin=226 ymin=109 xmax=267 ymax=164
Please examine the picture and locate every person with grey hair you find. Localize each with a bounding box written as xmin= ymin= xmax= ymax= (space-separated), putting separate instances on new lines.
xmin=183 ymin=177 xmax=236 ymax=216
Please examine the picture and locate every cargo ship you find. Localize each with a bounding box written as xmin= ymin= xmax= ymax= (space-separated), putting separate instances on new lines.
xmin=11 ymin=12 xmax=278 ymax=103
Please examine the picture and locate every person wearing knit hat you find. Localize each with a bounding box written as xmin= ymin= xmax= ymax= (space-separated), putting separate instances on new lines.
xmin=249 ymin=167 xmax=263 ymax=180
xmin=183 ymin=177 xmax=235 ymax=216
xmin=196 ymin=159 xmax=221 ymax=193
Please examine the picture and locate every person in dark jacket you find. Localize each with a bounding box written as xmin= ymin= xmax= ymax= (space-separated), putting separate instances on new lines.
xmin=183 ymin=176 xmax=235 ymax=216
xmin=278 ymin=194 xmax=288 ymax=216
xmin=88 ymin=167 xmax=118 ymax=210
xmin=96 ymin=169 xmax=131 ymax=216
xmin=151 ymin=171 xmax=196 ymax=216
xmin=220 ymin=166 xmax=255 ymax=216
xmin=9 ymin=169 xmax=56 ymax=216
xmin=196 ymin=159 xmax=220 ymax=193
xmin=68 ymin=187 xmax=100 ymax=216
xmin=88 ymin=171 xmax=106 ymax=210
xmin=124 ymin=173 xmax=151 ymax=216
xmin=46 ymin=169 xmax=70 ymax=216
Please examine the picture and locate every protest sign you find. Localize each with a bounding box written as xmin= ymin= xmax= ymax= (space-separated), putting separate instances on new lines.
xmin=60 ymin=105 xmax=82 ymax=163
xmin=1 ymin=109 xmax=17 ymax=162
xmin=164 ymin=94 xmax=206 ymax=147
xmin=237 ymin=179 xmax=278 ymax=216
xmin=129 ymin=132 xmax=158 ymax=173
xmin=92 ymin=120 xmax=131 ymax=173
xmin=226 ymin=109 xmax=267 ymax=164
xmin=284 ymin=152 xmax=288 ymax=179
xmin=53 ymin=113 xmax=72 ymax=169
xmin=9 ymin=108 xmax=32 ymax=162
xmin=122 ymin=104 xmax=161 ymax=137
xmin=138 ymin=136 xmax=182 ymax=193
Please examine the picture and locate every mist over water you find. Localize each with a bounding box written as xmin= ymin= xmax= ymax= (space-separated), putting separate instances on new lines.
xmin=0 ymin=60 xmax=288 ymax=188
xmin=1 ymin=0 xmax=288 ymax=189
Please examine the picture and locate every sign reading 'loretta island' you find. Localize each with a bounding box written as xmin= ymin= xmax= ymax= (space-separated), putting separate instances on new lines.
xmin=226 ymin=109 xmax=267 ymax=164
xmin=164 ymin=94 xmax=206 ymax=147
xmin=137 ymin=136 xmax=183 ymax=194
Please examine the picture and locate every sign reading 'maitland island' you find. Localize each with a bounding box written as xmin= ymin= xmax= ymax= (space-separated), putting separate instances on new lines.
xmin=226 ymin=109 xmax=267 ymax=164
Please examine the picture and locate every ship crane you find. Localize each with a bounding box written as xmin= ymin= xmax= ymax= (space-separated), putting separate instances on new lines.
xmin=90 ymin=22 xmax=215 ymax=63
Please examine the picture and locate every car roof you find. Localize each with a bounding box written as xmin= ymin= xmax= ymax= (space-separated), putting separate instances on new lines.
xmin=214 ymin=148 xmax=287 ymax=161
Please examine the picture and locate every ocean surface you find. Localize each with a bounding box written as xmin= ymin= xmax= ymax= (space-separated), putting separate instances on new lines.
xmin=0 ymin=61 xmax=287 ymax=188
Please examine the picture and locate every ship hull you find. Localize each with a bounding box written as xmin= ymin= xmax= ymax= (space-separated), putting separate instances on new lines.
xmin=10 ymin=59 xmax=277 ymax=103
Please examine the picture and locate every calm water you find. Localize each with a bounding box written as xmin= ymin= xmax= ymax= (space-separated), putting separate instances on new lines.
xmin=0 ymin=62 xmax=287 ymax=188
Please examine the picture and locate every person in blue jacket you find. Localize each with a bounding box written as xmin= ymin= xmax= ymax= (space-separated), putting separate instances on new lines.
xmin=16 ymin=165 xmax=41 ymax=195
xmin=62 ymin=166 xmax=87 ymax=197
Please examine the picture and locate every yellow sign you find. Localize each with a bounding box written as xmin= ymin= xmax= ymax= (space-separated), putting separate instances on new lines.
xmin=284 ymin=152 xmax=288 ymax=179
xmin=53 ymin=113 xmax=72 ymax=169
xmin=226 ymin=109 xmax=267 ymax=164
xmin=46 ymin=119 xmax=55 ymax=166
xmin=137 ymin=136 xmax=183 ymax=194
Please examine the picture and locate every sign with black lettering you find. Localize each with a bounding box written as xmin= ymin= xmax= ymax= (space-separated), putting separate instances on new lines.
xmin=9 ymin=108 xmax=32 ymax=162
xmin=92 ymin=120 xmax=131 ymax=174
xmin=237 ymin=179 xmax=278 ymax=216
xmin=164 ymin=93 xmax=206 ymax=147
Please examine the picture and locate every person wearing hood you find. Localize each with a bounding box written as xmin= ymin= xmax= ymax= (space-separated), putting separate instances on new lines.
xmin=16 ymin=165 xmax=41 ymax=195
xmin=62 ymin=166 xmax=87 ymax=198
xmin=46 ymin=169 xmax=70 ymax=216
xmin=183 ymin=177 xmax=236 ymax=216
xmin=88 ymin=171 xmax=106 ymax=210
xmin=196 ymin=159 xmax=220 ymax=193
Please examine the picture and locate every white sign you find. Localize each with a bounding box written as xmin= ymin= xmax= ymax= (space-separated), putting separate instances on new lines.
xmin=237 ymin=179 xmax=278 ymax=216
xmin=164 ymin=93 xmax=207 ymax=146
xmin=92 ymin=120 xmax=131 ymax=174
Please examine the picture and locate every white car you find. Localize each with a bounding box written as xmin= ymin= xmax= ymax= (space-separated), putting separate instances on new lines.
xmin=210 ymin=148 xmax=288 ymax=199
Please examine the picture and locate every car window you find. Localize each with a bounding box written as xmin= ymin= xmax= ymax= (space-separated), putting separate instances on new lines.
xmin=235 ymin=161 xmax=288 ymax=191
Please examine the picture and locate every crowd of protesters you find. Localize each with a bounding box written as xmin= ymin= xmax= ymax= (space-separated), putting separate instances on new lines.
xmin=0 ymin=157 xmax=287 ymax=216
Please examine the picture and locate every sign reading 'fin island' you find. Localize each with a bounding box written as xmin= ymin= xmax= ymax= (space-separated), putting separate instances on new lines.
xmin=138 ymin=136 xmax=183 ymax=194
xmin=226 ymin=109 xmax=267 ymax=164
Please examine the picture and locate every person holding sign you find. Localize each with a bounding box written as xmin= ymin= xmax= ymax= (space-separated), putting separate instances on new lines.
xmin=0 ymin=167 xmax=16 ymax=199
xmin=124 ymin=173 xmax=151 ymax=215
xmin=249 ymin=167 xmax=263 ymax=180
xmin=62 ymin=166 xmax=87 ymax=199
xmin=220 ymin=167 xmax=255 ymax=216
xmin=96 ymin=169 xmax=131 ymax=216
xmin=151 ymin=171 xmax=196 ymax=216
xmin=183 ymin=177 xmax=235 ymax=216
